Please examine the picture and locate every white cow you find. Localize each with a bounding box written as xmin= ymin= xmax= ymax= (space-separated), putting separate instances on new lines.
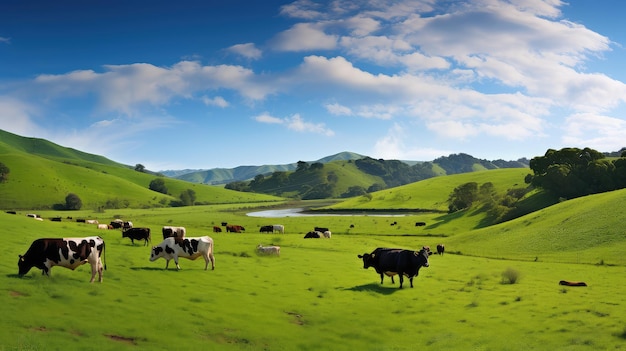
xmin=272 ymin=224 xmax=285 ymax=234
xmin=256 ymin=244 xmax=280 ymax=256
xmin=86 ymin=219 xmax=99 ymax=224
xmin=323 ymin=231 xmax=332 ymax=238
xmin=150 ymin=236 xmax=214 ymax=270
xmin=97 ymin=224 xmax=110 ymax=230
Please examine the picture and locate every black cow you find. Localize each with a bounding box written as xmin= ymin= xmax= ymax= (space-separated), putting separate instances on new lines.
xmin=436 ymin=244 xmax=445 ymax=255
xmin=415 ymin=222 xmax=426 ymax=226
xmin=357 ymin=247 xmax=430 ymax=288
xmin=122 ymin=227 xmax=151 ymax=246
xmin=260 ymin=225 xmax=273 ymax=233
xmin=314 ymin=226 xmax=329 ymax=233
xmin=18 ymin=236 xmax=106 ymax=283
xmin=304 ymin=231 xmax=323 ymax=238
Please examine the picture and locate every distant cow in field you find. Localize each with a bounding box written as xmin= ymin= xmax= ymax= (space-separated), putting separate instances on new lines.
xmin=273 ymin=224 xmax=285 ymax=234
xmin=110 ymin=219 xmax=124 ymax=229
xmin=86 ymin=219 xmax=99 ymax=224
xmin=123 ymin=227 xmax=151 ymax=246
xmin=415 ymin=222 xmax=426 ymax=226
xmin=213 ymin=226 xmax=222 ymax=233
xmin=256 ymin=244 xmax=280 ymax=256
xmin=314 ymin=226 xmax=329 ymax=233
xmin=322 ymin=231 xmax=332 ymax=238
xmin=162 ymin=226 xmax=186 ymax=239
xmin=304 ymin=231 xmax=324 ymax=238
xmin=260 ymin=225 xmax=274 ymax=233
xmin=436 ymin=244 xmax=445 ymax=255
xmin=97 ymin=224 xmax=112 ymax=230
xmin=226 ymin=225 xmax=245 ymax=233
xmin=559 ymin=280 xmax=587 ymax=287
xmin=51 ymin=217 xmax=62 ymax=222
xmin=150 ymin=236 xmax=215 ymax=270
xmin=18 ymin=236 xmax=106 ymax=283
xmin=358 ymin=247 xmax=430 ymax=288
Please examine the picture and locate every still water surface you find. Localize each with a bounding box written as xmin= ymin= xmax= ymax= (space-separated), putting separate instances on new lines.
xmin=247 ymin=208 xmax=407 ymax=218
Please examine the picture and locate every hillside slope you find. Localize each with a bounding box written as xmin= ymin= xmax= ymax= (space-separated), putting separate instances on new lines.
xmin=0 ymin=130 xmax=282 ymax=210
xmin=445 ymin=188 xmax=626 ymax=265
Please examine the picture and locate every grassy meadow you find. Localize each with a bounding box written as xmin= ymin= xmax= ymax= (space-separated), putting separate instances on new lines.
xmin=3 ymin=198 xmax=626 ymax=351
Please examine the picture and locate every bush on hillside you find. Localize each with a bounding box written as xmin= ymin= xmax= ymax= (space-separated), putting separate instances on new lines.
xmin=0 ymin=162 xmax=9 ymax=183
xmin=501 ymin=268 xmax=520 ymax=284
xmin=149 ymin=178 xmax=168 ymax=194
xmin=65 ymin=193 xmax=83 ymax=210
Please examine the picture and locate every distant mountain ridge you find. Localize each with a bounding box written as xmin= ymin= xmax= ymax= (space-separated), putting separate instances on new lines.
xmin=160 ymin=151 xmax=367 ymax=185
xmin=162 ymin=151 xmax=530 ymax=185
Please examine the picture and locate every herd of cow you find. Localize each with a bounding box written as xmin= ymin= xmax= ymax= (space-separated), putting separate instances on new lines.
xmin=15 ymin=214 xmax=445 ymax=288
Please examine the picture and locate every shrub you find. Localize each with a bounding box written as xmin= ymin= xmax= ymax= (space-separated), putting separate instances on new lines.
xmin=501 ymin=267 xmax=520 ymax=284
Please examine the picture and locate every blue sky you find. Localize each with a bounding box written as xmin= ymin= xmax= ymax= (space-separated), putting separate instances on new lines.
xmin=1 ymin=0 xmax=625 ymax=171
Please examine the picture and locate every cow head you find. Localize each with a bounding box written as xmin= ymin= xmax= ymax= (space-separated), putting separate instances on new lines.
xmin=357 ymin=253 xmax=375 ymax=269
xmin=17 ymin=255 xmax=31 ymax=276
xmin=418 ymin=249 xmax=430 ymax=267
xmin=150 ymin=246 xmax=163 ymax=261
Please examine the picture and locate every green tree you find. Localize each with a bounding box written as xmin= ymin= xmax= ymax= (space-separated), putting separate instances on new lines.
xmin=65 ymin=193 xmax=83 ymax=210
xmin=0 ymin=162 xmax=9 ymax=183
xmin=149 ymin=178 xmax=168 ymax=194
xmin=179 ymin=189 xmax=196 ymax=206
xmin=341 ymin=186 xmax=366 ymax=198
xmin=448 ymin=182 xmax=478 ymax=213
xmin=135 ymin=164 xmax=146 ymax=172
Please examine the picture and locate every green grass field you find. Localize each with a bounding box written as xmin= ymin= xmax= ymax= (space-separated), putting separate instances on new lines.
xmin=3 ymin=199 xmax=626 ymax=351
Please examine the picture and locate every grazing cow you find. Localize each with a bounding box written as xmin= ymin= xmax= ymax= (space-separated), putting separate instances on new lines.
xmin=357 ymin=247 xmax=430 ymax=288
xmin=322 ymin=231 xmax=332 ymax=238
xmin=436 ymin=244 xmax=445 ymax=255
xmin=273 ymin=224 xmax=285 ymax=234
xmin=122 ymin=227 xmax=151 ymax=246
xmin=304 ymin=231 xmax=324 ymax=238
xmin=349 ymin=224 xmax=355 ymax=228
xmin=97 ymin=224 xmax=110 ymax=230
xmin=559 ymin=280 xmax=587 ymax=287
xmin=260 ymin=225 xmax=274 ymax=233
xmin=213 ymin=226 xmax=222 ymax=233
xmin=256 ymin=244 xmax=280 ymax=256
xmin=314 ymin=226 xmax=329 ymax=233
xmin=415 ymin=222 xmax=426 ymax=226
xmin=51 ymin=217 xmax=62 ymax=222
xmin=162 ymin=226 xmax=186 ymax=239
xmin=85 ymin=219 xmax=99 ymax=224
xmin=226 ymin=225 xmax=245 ymax=233
xmin=123 ymin=221 xmax=133 ymax=230
xmin=6 ymin=210 xmax=16 ymax=214
xmin=110 ymin=219 xmax=124 ymax=229
xmin=221 ymin=222 xmax=228 ymax=227
xmin=150 ymin=236 xmax=215 ymax=270
xmin=18 ymin=236 xmax=106 ymax=283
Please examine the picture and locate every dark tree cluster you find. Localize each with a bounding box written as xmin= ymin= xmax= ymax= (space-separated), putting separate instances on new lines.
xmin=526 ymin=147 xmax=626 ymax=199
xmin=354 ymin=157 xmax=437 ymax=187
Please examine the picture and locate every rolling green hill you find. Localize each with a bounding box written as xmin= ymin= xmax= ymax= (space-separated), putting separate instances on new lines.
xmin=0 ymin=130 xmax=283 ymax=210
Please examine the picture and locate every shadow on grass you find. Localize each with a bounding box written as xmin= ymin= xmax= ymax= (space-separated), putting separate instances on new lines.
xmin=6 ymin=273 xmax=24 ymax=279
xmin=342 ymin=283 xmax=398 ymax=295
xmin=129 ymin=266 xmax=173 ymax=271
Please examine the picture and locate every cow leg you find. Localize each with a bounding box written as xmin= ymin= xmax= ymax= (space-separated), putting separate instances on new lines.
xmin=97 ymin=259 xmax=104 ymax=282
xmin=379 ymin=273 xmax=384 ymax=284
xmin=89 ymin=263 xmax=97 ymax=283
xmin=164 ymin=259 xmax=170 ymax=269
xmin=174 ymin=257 xmax=181 ymax=270
xmin=209 ymin=252 xmax=215 ymax=270
xmin=409 ymin=277 xmax=414 ymax=288
xmin=398 ymin=274 xmax=404 ymax=289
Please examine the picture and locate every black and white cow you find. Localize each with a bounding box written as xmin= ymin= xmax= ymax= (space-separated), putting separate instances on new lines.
xmin=18 ymin=236 xmax=106 ymax=283
xmin=150 ymin=236 xmax=215 ymax=270
xmin=357 ymin=247 xmax=430 ymax=288
xmin=260 ymin=225 xmax=274 ymax=233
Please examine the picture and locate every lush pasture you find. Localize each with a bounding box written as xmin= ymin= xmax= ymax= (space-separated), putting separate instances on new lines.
xmin=3 ymin=206 xmax=626 ymax=350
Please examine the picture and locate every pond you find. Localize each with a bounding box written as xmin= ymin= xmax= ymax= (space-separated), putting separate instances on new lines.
xmin=246 ymin=208 xmax=409 ymax=218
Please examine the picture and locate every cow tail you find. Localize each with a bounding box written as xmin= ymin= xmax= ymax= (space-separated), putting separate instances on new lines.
xmin=103 ymin=240 xmax=107 ymax=271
